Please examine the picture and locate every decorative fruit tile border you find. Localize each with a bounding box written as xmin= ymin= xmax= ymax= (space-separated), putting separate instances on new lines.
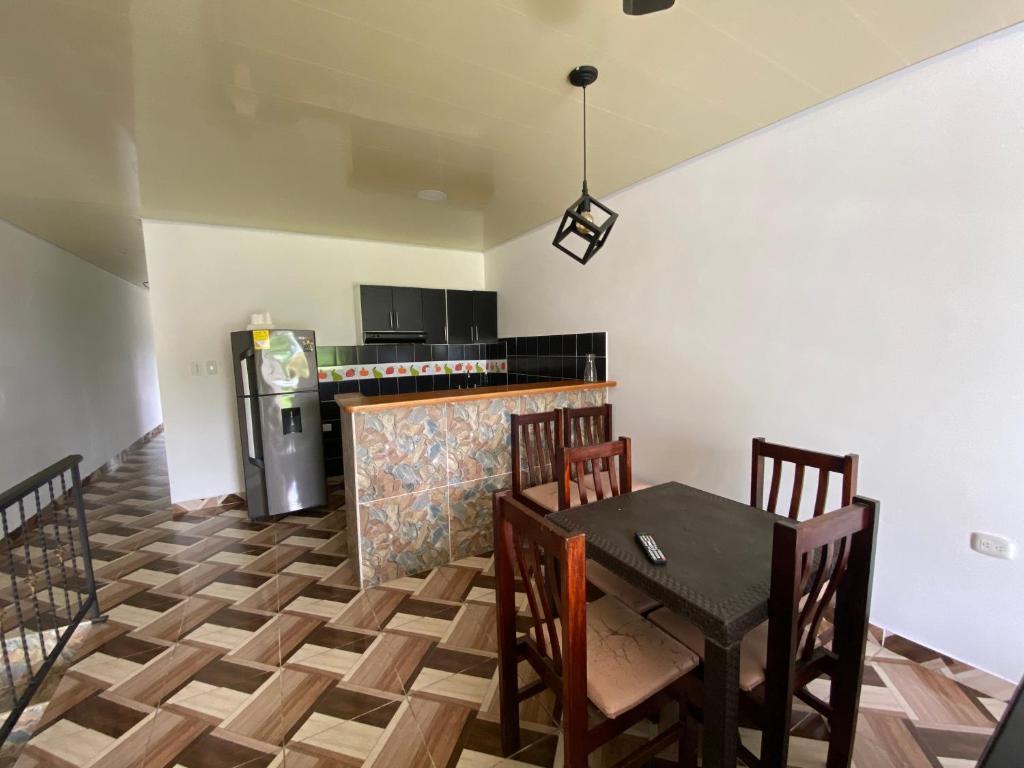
xmin=318 ymin=359 xmax=507 ymax=382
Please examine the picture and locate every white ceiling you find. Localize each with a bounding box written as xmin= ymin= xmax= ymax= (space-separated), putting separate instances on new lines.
xmin=3 ymin=0 xmax=1023 ymax=284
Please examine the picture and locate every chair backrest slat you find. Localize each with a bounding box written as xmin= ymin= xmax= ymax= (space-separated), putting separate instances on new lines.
xmin=814 ymin=468 xmax=830 ymax=519
xmin=752 ymin=437 xmax=859 ymax=520
xmin=767 ymin=458 xmax=783 ymax=514
xmin=788 ymin=464 xmax=805 ymax=520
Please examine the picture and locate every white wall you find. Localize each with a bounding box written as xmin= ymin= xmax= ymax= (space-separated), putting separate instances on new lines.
xmin=0 ymin=220 xmax=162 ymax=496
xmin=486 ymin=28 xmax=1024 ymax=681
xmin=143 ymin=220 xmax=484 ymax=504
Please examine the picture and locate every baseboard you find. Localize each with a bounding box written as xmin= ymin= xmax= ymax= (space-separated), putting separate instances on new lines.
xmin=80 ymin=423 xmax=165 ymax=487
xmin=872 ymin=627 xmax=1016 ymax=694
xmin=171 ymin=492 xmax=246 ymax=515
xmin=3 ymin=424 xmax=165 ymax=544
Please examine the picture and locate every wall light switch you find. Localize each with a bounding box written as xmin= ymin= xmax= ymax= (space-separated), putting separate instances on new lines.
xmin=322 ymin=423 xmax=332 ymax=433
xmin=190 ymin=361 xmax=203 ymax=376
xmin=970 ymin=532 xmax=1016 ymax=560
xmin=206 ymin=360 xmax=219 ymax=375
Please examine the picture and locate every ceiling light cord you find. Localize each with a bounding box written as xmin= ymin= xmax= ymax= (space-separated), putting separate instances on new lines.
xmin=582 ymin=85 xmax=588 ymax=194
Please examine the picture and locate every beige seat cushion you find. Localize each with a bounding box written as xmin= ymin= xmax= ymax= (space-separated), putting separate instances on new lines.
xmin=533 ymin=596 xmax=699 ymax=720
xmin=649 ymin=586 xmax=826 ymax=693
xmin=586 ymin=559 xmax=660 ymax=614
xmin=521 ymin=481 xmax=581 ymax=513
xmin=581 ymin=472 xmax=652 ymax=497
xmin=648 ymin=609 xmax=770 ymax=691
xmin=522 ymin=477 xmax=651 ymax=513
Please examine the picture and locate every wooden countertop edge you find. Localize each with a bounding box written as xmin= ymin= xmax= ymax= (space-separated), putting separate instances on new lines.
xmin=337 ymin=380 xmax=617 ymax=413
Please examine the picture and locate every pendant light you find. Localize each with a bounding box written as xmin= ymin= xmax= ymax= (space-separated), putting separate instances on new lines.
xmin=553 ymin=65 xmax=618 ymax=265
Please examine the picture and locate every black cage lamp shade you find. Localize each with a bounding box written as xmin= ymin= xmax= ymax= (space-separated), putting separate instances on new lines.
xmin=553 ymin=65 xmax=618 ymax=265
xmin=552 ymin=183 xmax=618 ymax=264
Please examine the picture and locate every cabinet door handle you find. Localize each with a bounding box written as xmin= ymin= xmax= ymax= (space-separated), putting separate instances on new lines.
xmin=395 ymin=311 xmax=399 ymax=329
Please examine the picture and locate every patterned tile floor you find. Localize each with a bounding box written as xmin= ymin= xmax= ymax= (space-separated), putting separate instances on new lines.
xmin=4 ymin=434 xmax=1015 ymax=767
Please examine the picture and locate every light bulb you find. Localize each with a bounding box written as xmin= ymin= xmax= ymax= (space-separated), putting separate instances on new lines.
xmin=574 ymin=208 xmax=595 ymax=236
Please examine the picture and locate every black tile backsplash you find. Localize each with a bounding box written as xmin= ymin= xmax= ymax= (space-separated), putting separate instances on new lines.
xmin=315 ymin=332 xmax=607 ymax=477
xmin=320 ymin=332 xmax=607 ymax=386
xmin=577 ymin=332 xmax=593 ymax=356
xmin=504 ymin=331 xmax=607 ymax=384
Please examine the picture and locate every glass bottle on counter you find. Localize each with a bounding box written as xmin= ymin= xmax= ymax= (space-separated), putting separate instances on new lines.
xmin=583 ymin=353 xmax=597 ymax=383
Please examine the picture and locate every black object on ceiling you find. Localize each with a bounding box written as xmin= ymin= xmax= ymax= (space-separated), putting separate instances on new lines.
xmin=623 ymin=0 xmax=676 ymax=14
xmin=552 ymin=65 xmax=618 ymax=266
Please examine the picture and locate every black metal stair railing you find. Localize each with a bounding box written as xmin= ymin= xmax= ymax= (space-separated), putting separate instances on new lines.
xmin=0 ymin=455 xmax=102 ymax=741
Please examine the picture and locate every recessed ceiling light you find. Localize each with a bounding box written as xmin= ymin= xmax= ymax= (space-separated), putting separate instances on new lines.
xmin=417 ymin=189 xmax=447 ymax=202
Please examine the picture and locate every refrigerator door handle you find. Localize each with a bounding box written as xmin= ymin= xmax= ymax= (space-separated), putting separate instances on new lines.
xmin=245 ymin=397 xmax=265 ymax=468
xmin=240 ymin=354 xmax=265 ymax=468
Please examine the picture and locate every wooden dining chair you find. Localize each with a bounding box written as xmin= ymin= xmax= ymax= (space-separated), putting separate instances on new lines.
xmin=521 ymin=436 xmax=660 ymax=615
xmin=517 ymin=435 xmax=632 ymax=514
xmin=563 ymin=403 xmax=653 ymax=497
xmin=493 ymin=490 xmax=700 ymax=768
xmin=651 ymin=496 xmax=880 ymax=768
xmin=510 ymin=410 xmax=564 ymax=515
xmin=751 ymin=437 xmax=859 ymax=520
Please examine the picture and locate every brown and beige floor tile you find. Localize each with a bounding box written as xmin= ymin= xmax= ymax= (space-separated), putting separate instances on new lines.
xmin=9 ymin=433 xmax=1014 ymax=768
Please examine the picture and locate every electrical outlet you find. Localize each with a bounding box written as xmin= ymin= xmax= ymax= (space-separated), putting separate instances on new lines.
xmin=190 ymin=361 xmax=203 ymax=376
xmin=970 ymin=532 xmax=1016 ymax=560
xmin=205 ymin=360 xmax=219 ymax=375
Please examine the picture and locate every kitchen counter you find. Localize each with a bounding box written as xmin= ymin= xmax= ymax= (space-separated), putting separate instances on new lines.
xmin=336 ymin=379 xmax=616 ymax=413
xmin=337 ymin=379 xmax=616 ymax=587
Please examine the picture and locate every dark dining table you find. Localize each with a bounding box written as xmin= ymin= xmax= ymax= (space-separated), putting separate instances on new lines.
xmin=548 ymin=480 xmax=781 ymax=768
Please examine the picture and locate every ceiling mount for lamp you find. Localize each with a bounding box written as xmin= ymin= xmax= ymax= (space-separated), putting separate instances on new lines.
xmin=553 ymin=65 xmax=618 ymax=266
xmin=623 ymin=0 xmax=676 ymax=14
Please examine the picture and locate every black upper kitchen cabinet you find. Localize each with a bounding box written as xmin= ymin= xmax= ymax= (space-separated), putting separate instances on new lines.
xmin=421 ymin=289 xmax=447 ymax=344
xmin=446 ymin=290 xmax=476 ymax=344
xmin=360 ymin=285 xmax=498 ymax=343
xmin=391 ymin=287 xmax=422 ymax=332
xmin=446 ymin=290 xmax=498 ymax=343
xmin=359 ymin=285 xmax=394 ymax=332
xmin=474 ymin=291 xmax=498 ymax=341
xmin=359 ymin=285 xmax=424 ymax=335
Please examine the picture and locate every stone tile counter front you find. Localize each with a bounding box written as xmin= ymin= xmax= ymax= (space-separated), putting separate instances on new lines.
xmin=338 ymin=381 xmax=615 ymax=587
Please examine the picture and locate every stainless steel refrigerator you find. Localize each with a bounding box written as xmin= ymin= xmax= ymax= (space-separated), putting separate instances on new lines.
xmin=231 ymin=329 xmax=325 ymax=520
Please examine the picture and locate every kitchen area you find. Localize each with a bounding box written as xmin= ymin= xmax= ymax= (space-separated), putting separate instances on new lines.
xmin=232 ymin=281 xmax=610 ymax=588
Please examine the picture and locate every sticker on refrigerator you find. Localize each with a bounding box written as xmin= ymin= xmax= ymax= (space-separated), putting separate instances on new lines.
xmin=252 ymin=329 xmax=270 ymax=350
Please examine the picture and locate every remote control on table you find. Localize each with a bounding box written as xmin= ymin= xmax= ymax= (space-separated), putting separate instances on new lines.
xmin=635 ymin=532 xmax=667 ymax=565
